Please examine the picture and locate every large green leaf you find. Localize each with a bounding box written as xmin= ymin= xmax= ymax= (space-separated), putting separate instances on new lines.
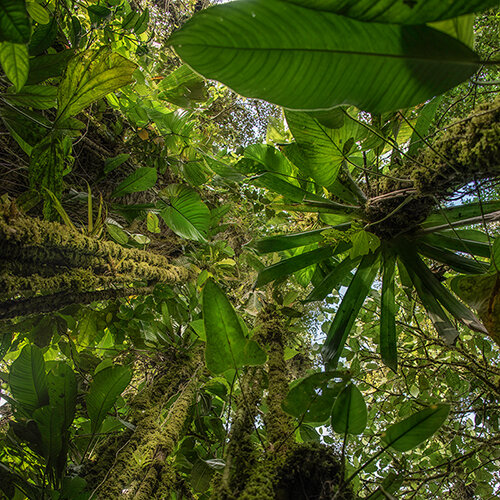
xmin=281 ymin=0 xmax=497 ymax=24
xmin=86 ymin=365 xmax=132 ymax=434
xmin=27 ymin=49 xmax=76 ymax=85
xmin=255 ymin=245 xmax=334 ymax=288
xmin=282 ymin=371 xmax=347 ymax=422
xmin=56 ymin=47 xmax=137 ymax=122
xmin=285 ymin=110 xmax=361 ymax=186
xmin=331 ymin=383 xmax=367 ymax=435
xmin=111 ymin=167 xmax=157 ymax=197
xmin=0 ymin=41 xmax=29 ymax=91
xmin=380 ymin=250 xmax=397 ymax=373
xmin=29 ymin=135 xmax=66 ymax=219
xmin=47 ymin=362 xmax=77 ymax=430
xmin=282 ymin=143 xmax=363 ymax=204
xmin=29 ymin=16 xmax=57 ymax=56
xmin=421 ymin=230 xmax=491 ymax=259
xmin=158 ymin=64 xmax=207 ymax=107
xmin=9 ymin=345 xmax=49 ymax=413
xmin=252 ymin=228 xmax=327 ymax=254
xmin=407 ymin=96 xmax=442 ymax=157
xmin=323 ymin=250 xmax=380 ymax=368
xmin=0 ymin=0 xmax=30 ymax=44
xmin=402 ymin=258 xmax=459 ymax=344
xmin=398 ymin=242 xmax=487 ymax=334
xmin=202 ymin=279 xmax=266 ymax=374
xmin=159 ymin=184 xmax=210 ymax=242
xmin=416 ymin=241 xmax=487 ymax=274
xmin=32 ymin=406 xmax=64 ymax=463
xmin=305 ymin=254 xmax=359 ymax=302
xmin=382 ymin=404 xmax=450 ymax=452
xmin=169 ymin=0 xmax=479 ymax=114
xmin=3 ymin=84 xmax=57 ymax=109
xmin=422 ymin=201 xmax=500 ymax=230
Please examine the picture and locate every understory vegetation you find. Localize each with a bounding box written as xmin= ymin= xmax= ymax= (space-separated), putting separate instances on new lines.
xmin=0 ymin=0 xmax=499 ymax=499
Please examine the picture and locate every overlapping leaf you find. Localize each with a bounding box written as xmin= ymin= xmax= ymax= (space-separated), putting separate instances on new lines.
xmin=159 ymin=184 xmax=210 ymax=242
xmin=282 ymin=0 xmax=497 ymax=24
xmin=203 ymin=279 xmax=266 ymax=374
xmin=383 ymin=405 xmax=450 ymax=452
xmin=56 ymin=47 xmax=137 ymax=122
xmin=169 ymin=0 xmax=480 ymax=113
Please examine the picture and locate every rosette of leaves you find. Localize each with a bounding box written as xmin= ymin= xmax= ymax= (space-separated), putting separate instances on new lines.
xmin=226 ymin=97 xmax=499 ymax=372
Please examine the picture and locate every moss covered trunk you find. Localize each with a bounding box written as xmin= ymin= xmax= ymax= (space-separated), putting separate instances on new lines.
xmin=86 ymin=352 xmax=202 ymax=499
xmin=0 ymin=200 xmax=189 ymax=318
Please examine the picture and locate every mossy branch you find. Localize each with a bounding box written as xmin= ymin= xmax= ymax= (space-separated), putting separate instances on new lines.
xmin=0 ymin=201 xmax=190 ymax=318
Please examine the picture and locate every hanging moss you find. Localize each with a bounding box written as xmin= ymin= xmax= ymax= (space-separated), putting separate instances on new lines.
xmin=0 ymin=286 xmax=155 ymax=320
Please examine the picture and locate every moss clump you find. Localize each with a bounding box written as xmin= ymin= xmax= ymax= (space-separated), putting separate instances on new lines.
xmin=238 ymin=456 xmax=284 ymax=500
xmin=275 ymin=443 xmax=354 ymax=500
xmin=214 ymin=366 xmax=264 ymax=500
xmin=364 ymin=99 xmax=500 ymax=239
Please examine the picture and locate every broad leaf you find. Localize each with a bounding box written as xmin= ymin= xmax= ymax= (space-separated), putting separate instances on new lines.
xmin=380 ymin=250 xmax=397 ymax=372
xmin=382 ymin=405 xmax=450 ymax=452
xmin=159 ymin=184 xmax=210 ymax=242
xmin=252 ymin=228 xmax=327 ymax=254
xmin=86 ymin=365 xmax=132 ymax=434
xmin=111 ymin=167 xmax=157 ymax=197
xmin=32 ymin=406 xmax=64 ymax=463
xmin=3 ymin=84 xmax=57 ymax=109
xmin=255 ymin=246 xmax=334 ymax=288
xmin=331 ymin=383 xmax=367 ymax=435
xmin=29 ymin=136 xmax=66 ymax=219
xmin=421 ymin=230 xmax=491 ymax=259
xmin=27 ymin=50 xmax=76 ymax=85
xmin=26 ymin=1 xmax=50 ymax=25
xmin=202 ymin=279 xmax=266 ymax=374
xmin=0 ymin=0 xmax=30 ymax=44
xmin=323 ymin=250 xmax=380 ymax=368
xmin=56 ymin=47 xmax=137 ymax=122
xmin=9 ymin=345 xmax=49 ymax=413
xmin=282 ymin=371 xmax=347 ymax=422
xmin=416 ymin=241 xmax=487 ymax=274
xmin=282 ymin=0 xmax=497 ymax=24
xmin=158 ymin=64 xmax=207 ymax=107
xmin=104 ymin=153 xmax=130 ymax=174
xmin=47 ymin=362 xmax=77 ymax=430
xmin=422 ymin=201 xmax=500 ymax=230
xmin=350 ymin=230 xmax=381 ymax=260
xmin=169 ymin=0 xmax=480 ymax=113
xmin=285 ymin=110 xmax=361 ymax=186
xmin=29 ymin=17 xmax=58 ymax=56
xmin=0 ymin=41 xmax=29 ymax=91
xmin=407 ymin=97 xmax=442 ymax=157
